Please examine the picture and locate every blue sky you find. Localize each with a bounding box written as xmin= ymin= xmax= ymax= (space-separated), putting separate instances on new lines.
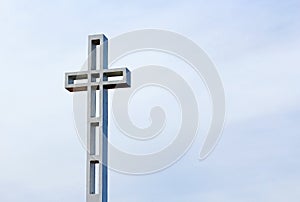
xmin=0 ymin=0 xmax=300 ymax=201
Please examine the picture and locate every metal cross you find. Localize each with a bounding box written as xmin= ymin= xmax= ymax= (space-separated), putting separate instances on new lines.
xmin=65 ymin=34 xmax=131 ymax=202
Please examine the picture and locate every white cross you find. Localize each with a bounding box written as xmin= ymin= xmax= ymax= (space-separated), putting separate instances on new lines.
xmin=65 ymin=34 xmax=131 ymax=202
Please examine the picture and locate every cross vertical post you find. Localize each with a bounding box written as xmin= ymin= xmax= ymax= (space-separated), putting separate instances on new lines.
xmin=87 ymin=34 xmax=108 ymax=202
xmin=65 ymin=34 xmax=131 ymax=202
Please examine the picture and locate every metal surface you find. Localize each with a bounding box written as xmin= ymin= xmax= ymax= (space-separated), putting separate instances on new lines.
xmin=65 ymin=34 xmax=131 ymax=202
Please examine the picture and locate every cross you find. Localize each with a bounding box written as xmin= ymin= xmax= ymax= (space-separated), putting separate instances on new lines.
xmin=65 ymin=34 xmax=131 ymax=202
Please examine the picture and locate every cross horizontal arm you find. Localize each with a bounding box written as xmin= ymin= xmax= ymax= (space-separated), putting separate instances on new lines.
xmin=65 ymin=67 xmax=131 ymax=92
xmin=103 ymin=68 xmax=131 ymax=89
xmin=65 ymin=71 xmax=89 ymax=92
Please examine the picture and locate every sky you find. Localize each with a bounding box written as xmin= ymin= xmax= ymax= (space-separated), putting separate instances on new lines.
xmin=0 ymin=0 xmax=300 ymax=201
